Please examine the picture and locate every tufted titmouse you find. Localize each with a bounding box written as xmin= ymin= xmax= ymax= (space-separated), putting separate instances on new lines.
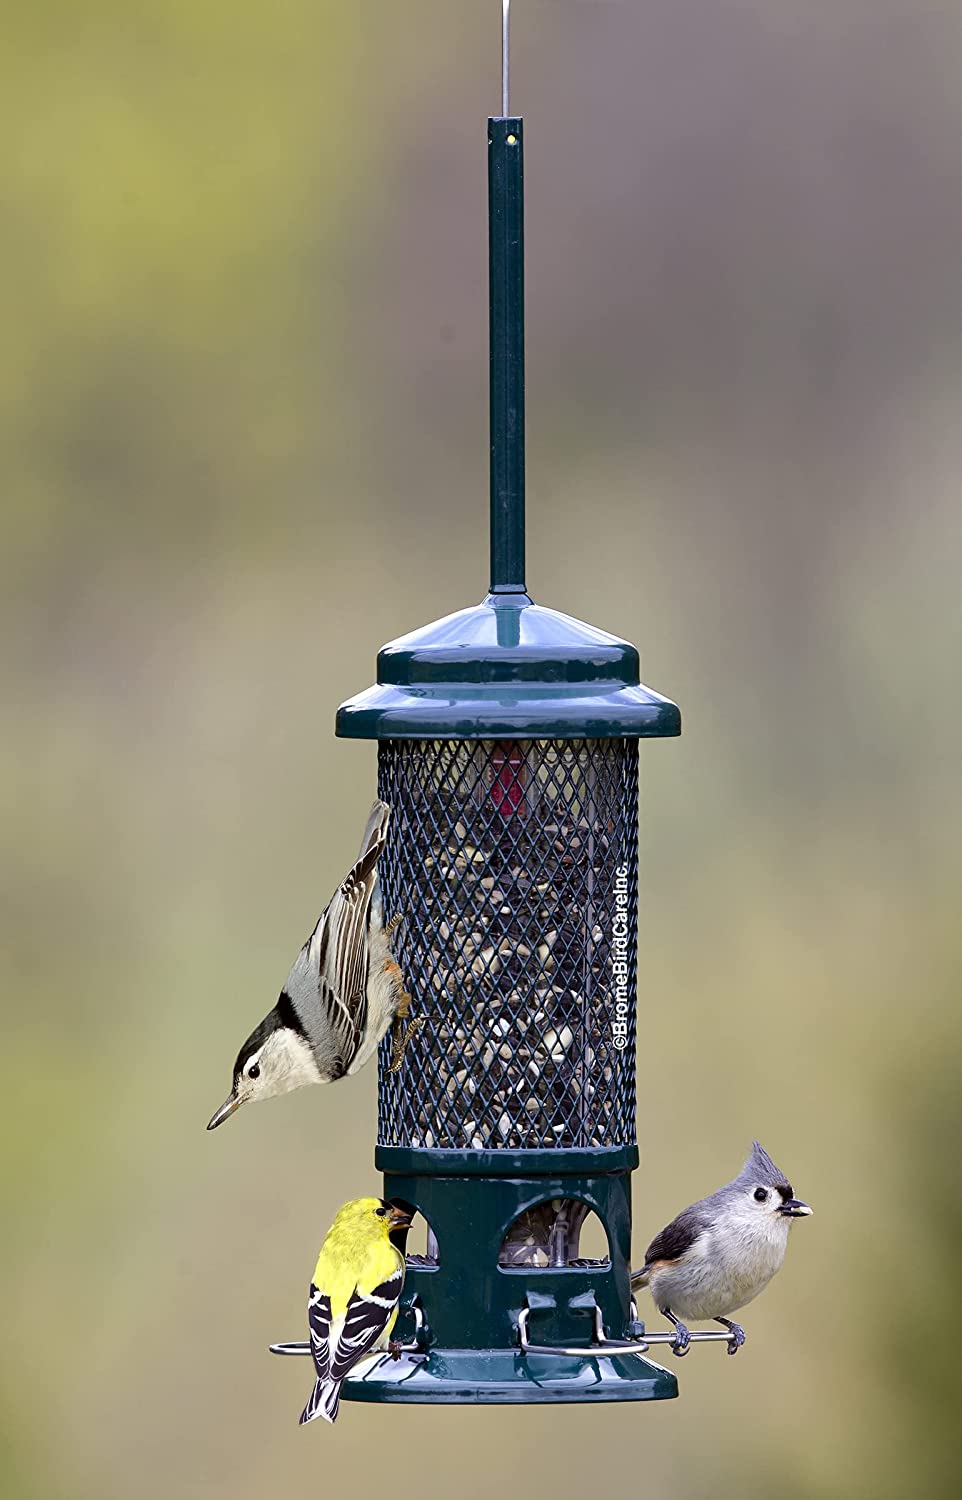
xmin=631 ymin=1141 xmax=812 ymax=1355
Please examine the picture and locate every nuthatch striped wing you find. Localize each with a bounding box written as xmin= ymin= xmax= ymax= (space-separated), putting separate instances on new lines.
xmin=207 ymin=800 xmax=421 ymax=1130
xmin=631 ymin=1142 xmax=812 ymax=1355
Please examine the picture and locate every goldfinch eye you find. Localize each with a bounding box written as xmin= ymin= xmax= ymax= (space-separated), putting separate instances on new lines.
xmin=248 ymin=1063 xmax=260 ymax=1080
xmin=375 ymin=1207 xmax=388 ymax=1217
xmin=753 ymin=1187 xmax=768 ymax=1202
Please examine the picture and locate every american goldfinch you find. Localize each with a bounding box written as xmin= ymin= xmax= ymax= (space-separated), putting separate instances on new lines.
xmin=208 ymin=800 xmax=422 ymax=1130
xmin=300 ymin=1196 xmax=412 ymax=1425
xmin=630 ymin=1142 xmax=812 ymax=1354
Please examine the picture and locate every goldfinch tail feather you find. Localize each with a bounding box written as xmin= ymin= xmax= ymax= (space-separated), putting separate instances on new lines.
xmin=299 ymin=1376 xmax=342 ymax=1426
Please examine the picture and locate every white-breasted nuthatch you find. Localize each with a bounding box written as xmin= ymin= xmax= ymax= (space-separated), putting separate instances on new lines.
xmin=207 ymin=800 xmax=421 ymax=1130
xmin=631 ymin=1141 xmax=812 ymax=1355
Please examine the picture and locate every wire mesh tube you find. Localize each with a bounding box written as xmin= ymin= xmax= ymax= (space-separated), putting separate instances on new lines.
xmin=377 ymin=739 xmax=639 ymax=1150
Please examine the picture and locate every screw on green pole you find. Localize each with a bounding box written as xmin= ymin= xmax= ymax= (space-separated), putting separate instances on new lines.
xmin=488 ymin=115 xmax=525 ymax=594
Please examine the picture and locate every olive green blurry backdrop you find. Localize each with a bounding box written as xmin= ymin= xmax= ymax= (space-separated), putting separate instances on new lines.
xmin=3 ymin=2 xmax=961 ymax=1496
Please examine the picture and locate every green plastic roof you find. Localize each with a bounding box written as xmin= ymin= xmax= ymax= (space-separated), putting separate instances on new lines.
xmin=335 ymin=592 xmax=680 ymax=741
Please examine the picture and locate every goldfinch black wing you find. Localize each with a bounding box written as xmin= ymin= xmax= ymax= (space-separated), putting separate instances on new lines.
xmin=306 ymin=1283 xmax=333 ymax=1383
xmin=329 ymin=1264 xmax=404 ymax=1382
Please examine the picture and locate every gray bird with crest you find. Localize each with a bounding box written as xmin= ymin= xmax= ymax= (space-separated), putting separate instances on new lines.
xmin=631 ymin=1141 xmax=812 ymax=1354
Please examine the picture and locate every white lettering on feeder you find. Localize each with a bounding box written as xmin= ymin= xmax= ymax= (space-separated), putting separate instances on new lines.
xmin=611 ymin=865 xmax=631 ymax=1049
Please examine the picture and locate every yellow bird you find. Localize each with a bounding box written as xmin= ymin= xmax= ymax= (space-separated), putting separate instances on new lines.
xmin=300 ymin=1197 xmax=412 ymax=1426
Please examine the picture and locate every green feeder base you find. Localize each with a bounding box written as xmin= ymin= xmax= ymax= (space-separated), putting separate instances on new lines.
xmin=271 ymin=1156 xmax=680 ymax=1407
xmin=342 ymin=1347 xmax=677 ymax=1406
xmin=336 ymin=1151 xmax=680 ymax=1407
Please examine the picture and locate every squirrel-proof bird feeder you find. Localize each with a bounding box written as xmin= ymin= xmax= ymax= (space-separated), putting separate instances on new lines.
xmin=327 ymin=22 xmax=684 ymax=1403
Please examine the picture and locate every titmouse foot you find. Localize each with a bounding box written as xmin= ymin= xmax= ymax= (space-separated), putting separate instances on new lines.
xmin=385 ymin=913 xmax=404 ymax=938
xmin=664 ymin=1308 xmax=691 ymax=1357
xmin=716 ymin=1317 xmax=746 ymax=1355
xmin=388 ymin=1339 xmax=402 ymax=1362
xmin=387 ymin=1014 xmax=425 ymax=1073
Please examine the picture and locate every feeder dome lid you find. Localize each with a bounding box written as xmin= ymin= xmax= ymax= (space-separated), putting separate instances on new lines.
xmin=336 ymin=590 xmax=680 ymax=740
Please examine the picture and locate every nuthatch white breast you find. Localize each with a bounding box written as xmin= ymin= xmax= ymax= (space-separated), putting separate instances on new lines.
xmin=631 ymin=1141 xmax=812 ymax=1355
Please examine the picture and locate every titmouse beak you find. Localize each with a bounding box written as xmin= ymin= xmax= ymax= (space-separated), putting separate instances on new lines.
xmin=779 ymin=1197 xmax=812 ymax=1218
xmin=207 ymin=1092 xmax=242 ymax=1130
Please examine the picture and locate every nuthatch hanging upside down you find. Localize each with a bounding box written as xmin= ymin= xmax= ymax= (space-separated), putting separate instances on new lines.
xmin=207 ymin=800 xmax=421 ymax=1131
xmin=631 ymin=1141 xmax=812 ymax=1355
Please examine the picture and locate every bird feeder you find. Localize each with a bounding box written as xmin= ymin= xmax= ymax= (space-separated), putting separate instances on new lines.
xmin=333 ymin=17 xmax=680 ymax=1404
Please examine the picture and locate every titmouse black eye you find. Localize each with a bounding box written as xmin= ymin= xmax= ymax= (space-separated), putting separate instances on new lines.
xmin=248 ymin=1063 xmax=260 ymax=1080
xmin=753 ymin=1187 xmax=768 ymax=1202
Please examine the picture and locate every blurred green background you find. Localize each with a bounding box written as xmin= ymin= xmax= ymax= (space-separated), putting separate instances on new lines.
xmin=3 ymin=2 xmax=961 ymax=1496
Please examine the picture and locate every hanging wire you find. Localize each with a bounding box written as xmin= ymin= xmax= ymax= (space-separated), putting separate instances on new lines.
xmin=502 ymin=0 xmax=510 ymax=116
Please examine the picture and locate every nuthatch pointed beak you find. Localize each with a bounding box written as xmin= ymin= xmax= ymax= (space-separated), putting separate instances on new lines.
xmin=207 ymin=1093 xmax=241 ymax=1130
xmin=388 ymin=1205 xmax=413 ymax=1230
xmin=779 ymin=1198 xmax=812 ymax=1218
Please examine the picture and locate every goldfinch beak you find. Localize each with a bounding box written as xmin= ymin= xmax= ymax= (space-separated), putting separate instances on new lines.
xmin=207 ymin=1093 xmax=241 ymax=1130
xmin=388 ymin=1206 xmax=413 ymax=1229
xmin=779 ymin=1198 xmax=812 ymax=1218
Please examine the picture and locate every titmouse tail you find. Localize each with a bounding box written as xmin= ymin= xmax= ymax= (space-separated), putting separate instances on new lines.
xmin=357 ymin=799 xmax=391 ymax=862
xmin=630 ymin=1266 xmax=651 ymax=1293
xmin=299 ymin=1375 xmax=342 ymax=1426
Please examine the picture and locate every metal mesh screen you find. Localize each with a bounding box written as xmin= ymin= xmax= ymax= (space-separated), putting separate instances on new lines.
xmin=377 ymin=739 xmax=638 ymax=1150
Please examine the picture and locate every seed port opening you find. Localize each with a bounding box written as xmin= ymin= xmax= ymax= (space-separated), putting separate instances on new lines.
xmin=400 ymin=1209 xmax=440 ymax=1269
xmin=498 ymin=1198 xmax=611 ymax=1269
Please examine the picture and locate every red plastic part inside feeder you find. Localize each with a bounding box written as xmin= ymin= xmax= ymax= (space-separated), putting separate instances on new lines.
xmin=490 ymin=742 xmax=525 ymax=819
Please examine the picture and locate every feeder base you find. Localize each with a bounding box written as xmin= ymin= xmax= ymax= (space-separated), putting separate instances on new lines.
xmin=342 ymin=1347 xmax=677 ymax=1405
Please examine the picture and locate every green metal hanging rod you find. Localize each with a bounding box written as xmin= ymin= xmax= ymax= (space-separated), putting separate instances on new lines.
xmin=489 ymin=0 xmax=525 ymax=594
